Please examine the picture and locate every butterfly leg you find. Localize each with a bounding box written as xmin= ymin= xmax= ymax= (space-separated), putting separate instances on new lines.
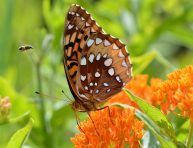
xmin=87 ymin=112 xmax=100 ymax=137
xmin=97 ymin=106 xmax=115 ymax=126
xmin=74 ymin=111 xmax=89 ymax=142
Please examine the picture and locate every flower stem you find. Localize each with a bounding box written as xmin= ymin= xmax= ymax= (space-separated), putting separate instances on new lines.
xmin=187 ymin=120 xmax=193 ymax=148
xmin=36 ymin=62 xmax=52 ymax=148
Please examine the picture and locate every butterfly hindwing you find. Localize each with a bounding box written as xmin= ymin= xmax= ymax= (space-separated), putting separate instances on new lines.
xmin=76 ymin=32 xmax=132 ymax=103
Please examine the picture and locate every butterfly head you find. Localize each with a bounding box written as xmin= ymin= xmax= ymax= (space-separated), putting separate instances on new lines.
xmin=70 ymin=100 xmax=97 ymax=112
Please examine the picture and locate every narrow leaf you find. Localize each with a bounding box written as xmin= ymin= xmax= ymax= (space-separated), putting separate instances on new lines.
xmin=7 ymin=118 xmax=34 ymax=148
xmin=124 ymin=88 xmax=175 ymax=139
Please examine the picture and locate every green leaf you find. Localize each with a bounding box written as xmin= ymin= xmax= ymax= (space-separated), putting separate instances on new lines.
xmin=124 ymin=89 xmax=175 ymax=137
xmin=187 ymin=121 xmax=193 ymax=148
xmin=7 ymin=118 xmax=34 ymax=148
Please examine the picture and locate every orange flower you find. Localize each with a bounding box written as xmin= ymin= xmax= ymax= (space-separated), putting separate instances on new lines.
xmin=153 ymin=65 xmax=193 ymax=120
xmin=109 ymin=75 xmax=162 ymax=106
xmin=71 ymin=75 xmax=162 ymax=147
xmin=71 ymin=107 xmax=144 ymax=148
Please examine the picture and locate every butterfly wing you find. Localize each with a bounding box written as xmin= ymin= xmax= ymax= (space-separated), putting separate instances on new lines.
xmin=64 ymin=4 xmax=132 ymax=107
xmin=64 ymin=4 xmax=102 ymax=98
xmin=76 ymin=32 xmax=132 ymax=103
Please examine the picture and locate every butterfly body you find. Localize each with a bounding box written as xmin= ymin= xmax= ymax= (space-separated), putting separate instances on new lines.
xmin=64 ymin=4 xmax=132 ymax=112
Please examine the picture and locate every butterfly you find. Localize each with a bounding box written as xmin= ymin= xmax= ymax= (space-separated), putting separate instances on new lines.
xmin=63 ymin=4 xmax=132 ymax=112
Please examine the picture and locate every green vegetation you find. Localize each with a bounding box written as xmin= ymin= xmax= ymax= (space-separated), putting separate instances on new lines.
xmin=0 ymin=0 xmax=192 ymax=147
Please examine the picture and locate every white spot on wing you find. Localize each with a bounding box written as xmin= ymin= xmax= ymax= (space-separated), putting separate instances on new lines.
xmin=95 ymin=71 xmax=100 ymax=77
xmin=108 ymin=68 xmax=115 ymax=76
xmin=106 ymin=89 xmax=111 ymax=93
xmin=116 ymin=76 xmax=121 ymax=83
xmin=86 ymin=22 xmax=90 ymax=27
xmin=89 ymin=53 xmax=95 ymax=63
xmin=89 ymin=82 xmax=93 ymax=86
xmin=96 ymin=53 xmax=101 ymax=60
xmin=103 ymin=54 xmax=107 ymax=58
xmin=81 ymin=17 xmax=85 ymax=21
xmin=69 ymin=11 xmax=75 ymax=15
xmin=80 ymin=57 xmax=86 ymax=65
xmin=118 ymin=50 xmax=124 ymax=58
xmin=104 ymin=58 xmax=113 ymax=66
xmin=68 ymin=24 xmax=74 ymax=30
xmin=122 ymin=60 xmax=128 ymax=67
xmin=113 ymin=43 xmax=119 ymax=50
xmin=84 ymin=86 xmax=88 ymax=90
xmin=90 ymin=90 xmax=93 ymax=94
xmin=103 ymin=82 xmax=109 ymax=86
xmin=96 ymin=38 xmax=102 ymax=45
xmin=95 ymin=89 xmax=99 ymax=94
xmin=104 ymin=39 xmax=111 ymax=46
xmin=80 ymin=75 xmax=86 ymax=81
xmin=91 ymin=27 xmax=96 ymax=33
xmin=94 ymin=82 xmax=97 ymax=86
xmin=87 ymin=39 xmax=94 ymax=47
xmin=76 ymin=13 xmax=80 ymax=16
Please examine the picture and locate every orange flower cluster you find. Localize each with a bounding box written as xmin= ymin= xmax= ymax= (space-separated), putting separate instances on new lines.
xmin=71 ymin=75 xmax=165 ymax=147
xmin=71 ymin=75 xmax=158 ymax=147
xmin=71 ymin=65 xmax=193 ymax=146
xmin=153 ymin=65 xmax=193 ymax=120
xmin=109 ymin=75 xmax=162 ymax=106
xmin=71 ymin=107 xmax=144 ymax=148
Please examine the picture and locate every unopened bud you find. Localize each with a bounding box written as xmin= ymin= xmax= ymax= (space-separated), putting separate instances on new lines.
xmin=0 ymin=96 xmax=11 ymax=118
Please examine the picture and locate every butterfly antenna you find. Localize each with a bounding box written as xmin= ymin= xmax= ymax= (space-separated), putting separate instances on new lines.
xmin=61 ymin=90 xmax=74 ymax=103
xmin=35 ymin=91 xmax=71 ymax=104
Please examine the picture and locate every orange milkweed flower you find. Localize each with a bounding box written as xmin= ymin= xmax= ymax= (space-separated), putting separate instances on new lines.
xmin=71 ymin=75 xmax=162 ymax=147
xmin=109 ymin=75 xmax=162 ymax=106
xmin=71 ymin=107 xmax=144 ymax=148
xmin=153 ymin=65 xmax=193 ymax=120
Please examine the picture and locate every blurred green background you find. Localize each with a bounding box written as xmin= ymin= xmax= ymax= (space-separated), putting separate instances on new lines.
xmin=0 ymin=0 xmax=193 ymax=147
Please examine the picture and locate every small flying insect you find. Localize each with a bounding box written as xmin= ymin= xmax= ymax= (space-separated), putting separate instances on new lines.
xmin=18 ymin=45 xmax=33 ymax=51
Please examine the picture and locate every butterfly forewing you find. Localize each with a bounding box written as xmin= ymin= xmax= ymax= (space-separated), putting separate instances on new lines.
xmin=64 ymin=4 xmax=132 ymax=111
xmin=64 ymin=5 xmax=101 ymax=88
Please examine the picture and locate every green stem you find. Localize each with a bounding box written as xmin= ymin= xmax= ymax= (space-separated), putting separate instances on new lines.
xmin=187 ymin=120 xmax=193 ymax=148
xmin=36 ymin=62 xmax=52 ymax=148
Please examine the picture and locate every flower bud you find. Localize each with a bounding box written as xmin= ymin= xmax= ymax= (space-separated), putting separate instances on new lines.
xmin=0 ymin=96 xmax=11 ymax=118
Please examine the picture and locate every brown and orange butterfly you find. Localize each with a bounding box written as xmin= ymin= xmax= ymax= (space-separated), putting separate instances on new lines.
xmin=63 ymin=4 xmax=132 ymax=112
